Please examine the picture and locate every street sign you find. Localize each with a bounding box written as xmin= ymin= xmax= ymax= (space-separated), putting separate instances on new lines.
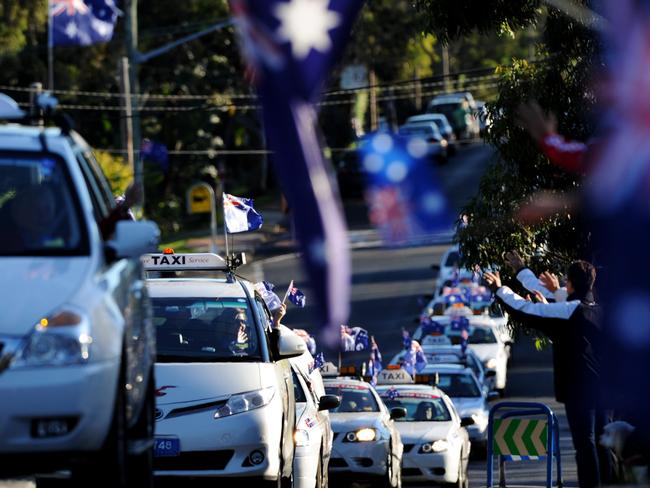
xmin=340 ymin=64 xmax=368 ymax=90
xmin=493 ymin=418 xmax=548 ymax=460
xmin=187 ymin=183 xmax=212 ymax=214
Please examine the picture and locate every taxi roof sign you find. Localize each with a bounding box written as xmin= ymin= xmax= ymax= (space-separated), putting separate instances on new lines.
xmin=141 ymin=253 xmax=229 ymax=271
xmin=319 ymin=362 xmax=339 ymax=377
xmin=376 ymin=368 xmax=413 ymax=385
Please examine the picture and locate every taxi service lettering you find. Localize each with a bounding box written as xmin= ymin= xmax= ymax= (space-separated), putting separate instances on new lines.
xmin=327 ymin=384 xmax=369 ymax=391
xmin=150 ymin=255 xmax=186 ymax=265
xmin=381 ymin=392 xmax=441 ymax=400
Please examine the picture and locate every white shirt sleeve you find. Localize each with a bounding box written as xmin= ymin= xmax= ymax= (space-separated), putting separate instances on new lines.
xmin=516 ymin=268 xmax=555 ymax=300
xmin=496 ymin=286 xmax=579 ymax=320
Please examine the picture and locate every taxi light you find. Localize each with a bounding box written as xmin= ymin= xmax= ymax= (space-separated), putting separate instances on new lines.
xmin=163 ymin=248 xmax=175 ymax=254
xmin=339 ymin=365 xmax=356 ymax=376
xmin=419 ymin=439 xmax=449 ymax=453
xmin=294 ymin=429 xmax=310 ymax=447
xmin=386 ymin=364 xmax=401 ymax=370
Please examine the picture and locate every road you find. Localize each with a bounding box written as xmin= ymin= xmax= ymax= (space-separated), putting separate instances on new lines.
xmin=1 ymin=143 xmax=577 ymax=487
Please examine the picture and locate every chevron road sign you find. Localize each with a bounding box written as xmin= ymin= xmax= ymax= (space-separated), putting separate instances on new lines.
xmin=493 ymin=418 xmax=548 ymax=460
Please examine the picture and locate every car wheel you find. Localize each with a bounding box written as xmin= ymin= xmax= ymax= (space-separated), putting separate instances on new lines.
xmin=126 ymin=368 xmax=155 ymax=488
xmin=381 ymin=445 xmax=400 ymax=488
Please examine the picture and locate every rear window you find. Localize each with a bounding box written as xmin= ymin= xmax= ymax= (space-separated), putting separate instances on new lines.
xmin=0 ymin=153 xmax=89 ymax=256
xmin=153 ymin=297 xmax=262 ymax=362
xmin=436 ymin=373 xmax=481 ymax=398
xmin=325 ymin=385 xmax=379 ymax=412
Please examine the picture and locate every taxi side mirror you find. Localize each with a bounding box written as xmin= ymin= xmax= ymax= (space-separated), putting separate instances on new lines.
xmin=460 ymin=417 xmax=475 ymax=427
xmin=390 ymin=407 xmax=407 ymax=420
xmin=318 ymin=395 xmax=340 ymax=411
xmin=275 ymin=329 xmax=307 ymax=360
xmin=487 ymin=391 xmax=500 ymax=402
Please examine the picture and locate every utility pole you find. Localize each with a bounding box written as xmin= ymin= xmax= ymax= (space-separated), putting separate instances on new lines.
xmin=369 ymin=69 xmax=378 ymax=131
xmin=125 ymin=0 xmax=143 ymax=199
xmin=441 ymin=44 xmax=451 ymax=93
xmin=120 ymin=57 xmax=135 ymax=172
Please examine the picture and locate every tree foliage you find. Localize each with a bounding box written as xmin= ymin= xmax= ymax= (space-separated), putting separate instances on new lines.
xmin=417 ymin=1 xmax=600 ymax=277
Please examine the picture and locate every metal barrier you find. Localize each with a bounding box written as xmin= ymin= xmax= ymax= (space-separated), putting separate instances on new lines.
xmin=486 ymin=402 xmax=563 ymax=488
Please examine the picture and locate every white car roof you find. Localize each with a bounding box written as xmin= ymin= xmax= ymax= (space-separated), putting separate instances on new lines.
xmin=147 ymin=278 xmax=249 ymax=299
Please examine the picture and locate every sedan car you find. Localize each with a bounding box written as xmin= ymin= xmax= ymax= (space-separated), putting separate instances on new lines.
xmin=375 ymin=383 xmax=470 ymax=487
xmin=406 ymin=113 xmax=457 ymax=154
xmin=145 ymin=252 xmax=306 ymax=486
xmin=418 ymin=365 xmax=493 ymax=453
xmin=398 ymin=123 xmax=448 ymax=163
xmin=323 ymin=377 xmax=404 ymax=487
xmin=291 ymin=352 xmax=339 ymax=488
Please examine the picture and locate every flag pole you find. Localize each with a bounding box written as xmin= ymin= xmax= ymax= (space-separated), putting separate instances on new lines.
xmin=222 ymin=184 xmax=230 ymax=259
xmin=47 ymin=1 xmax=54 ymax=91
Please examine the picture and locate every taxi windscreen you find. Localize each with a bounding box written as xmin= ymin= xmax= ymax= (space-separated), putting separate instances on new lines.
xmin=153 ymin=297 xmax=261 ymax=362
xmin=381 ymin=394 xmax=451 ymax=422
xmin=324 ymin=385 xmax=379 ymax=413
xmin=436 ymin=373 xmax=481 ymax=398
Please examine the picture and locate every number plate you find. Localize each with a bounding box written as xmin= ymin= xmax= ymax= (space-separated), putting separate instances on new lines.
xmin=154 ymin=437 xmax=180 ymax=457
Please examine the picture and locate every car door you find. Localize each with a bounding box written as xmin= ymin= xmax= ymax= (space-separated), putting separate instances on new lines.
xmin=74 ymin=147 xmax=153 ymax=427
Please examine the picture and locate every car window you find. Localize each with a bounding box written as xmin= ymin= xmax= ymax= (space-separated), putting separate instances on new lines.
xmin=436 ymin=373 xmax=481 ymax=397
xmin=153 ymin=297 xmax=262 ymax=362
xmin=470 ymin=327 xmax=497 ymax=344
xmin=75 ymin=152 xmax=109 ymax=220
xmin=0 ymin=153 xmax=89 ymax=256
xmin=324 ymin=385 xmax=379 ymax=412
xmin=444 ymin=251 xmax=460 ymax=267
xmin=292 ymin=370 xmax=308 ymax=403
xmin=380 ymin=393 xmax=451 ymax=422
xmin=82 ymin=150 xmax=115 ymax=211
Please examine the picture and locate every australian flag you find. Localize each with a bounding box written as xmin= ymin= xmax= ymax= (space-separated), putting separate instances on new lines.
xmin=254 ymin=281 xmax=283 ymax=312
xmin=286 ymin=281 xmax=306 ymax=308
xmin=50 ymin=0 xmax=119 ymax=46
xmin=340 ymin=325 xmax=369 ymax=352
xmin=359 ymin=131 xmax=451 ymax=245
xmin=230 ymin=0 xmax=364 ymax=346
xmin=314 ymin=352 xmax=325 ymax=369
xmin=421 ymin=316 xmax=446 ymax=336
xmin=223 ymin=193 xmax=264 ymax=233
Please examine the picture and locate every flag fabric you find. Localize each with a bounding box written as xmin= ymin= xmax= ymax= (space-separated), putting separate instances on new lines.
xmin=421 ymin=316 xmax=446 ymax=336
xmin=141 ymin=139 xmax=169 ymax=173
xmin=460 ymin=327 xmax=470 ymax=354
xmin=293 ymin=328 xmax=317 ymax=355
xmin=402 ymin=329 xmax=412 ymax=350
xmin=367 ymin=336 xmax=383 ymax=385
xmin=402 ymin=340 xmax=427 ymax=376
xmin=254 ymin=281 xmax=282 ymax=312
xmin=230 ymin=0 xmax=364 ymax=345
xmin=314 ymin=352 xmax=325 ymax=369
xmin=284 ymin=280 xmax=306 ymax=307
xmin=340 ymin=325 xmax=369 ymax=352
xmin=223 ymin=193 xmax=264 ymax=233
xmin=386 ymin=387 xmax=399 ymax=400
xmin=50 ymin=0 xmax=119 ymax=46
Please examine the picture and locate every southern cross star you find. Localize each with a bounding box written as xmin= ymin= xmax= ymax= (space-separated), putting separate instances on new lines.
xmin=274 ymin=0 xmax=341 ymax=59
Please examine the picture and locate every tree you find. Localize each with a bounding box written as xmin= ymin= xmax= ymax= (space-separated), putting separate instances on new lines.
xmin=416 ymin=1 xmax=599 ymax=276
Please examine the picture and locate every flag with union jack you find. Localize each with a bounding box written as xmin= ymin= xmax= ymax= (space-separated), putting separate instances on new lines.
xmin=223 ymin=193 xmax=263 ymax=233
xmin=50 ymin=0 xmax=119 ymax=46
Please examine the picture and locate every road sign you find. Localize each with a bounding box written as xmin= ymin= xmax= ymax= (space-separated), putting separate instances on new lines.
xmin=187 ymin=183 xmax=212 ymax=214
xmin=493 ymin=418 xmax=548 ymax=459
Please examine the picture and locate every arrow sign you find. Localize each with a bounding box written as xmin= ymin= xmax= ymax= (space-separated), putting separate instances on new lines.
xmin=493 ymin=418 xmax=548 ymax=458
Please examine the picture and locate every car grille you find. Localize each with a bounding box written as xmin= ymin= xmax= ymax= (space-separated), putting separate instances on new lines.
xmin=153 ymin=450 xmax=234 ymax=471
xmin=403 ymin=443 xmax=416 ymax=453
xmin=402 ymin=467 xmax=423 ymax=476
xmin=329 ymin=458 xmax=348 ymax=468
xmin=165 ymin=399 xmax=228 ymax=420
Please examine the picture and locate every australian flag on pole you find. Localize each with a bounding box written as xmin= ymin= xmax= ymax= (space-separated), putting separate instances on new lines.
xmin=230 ymin=0 xmax=364 ymax=346
xmin=421 ymin=316 xmax=446 ymax=336
xmin=340 ymin=325 xmax=369 ymax=352
xmin=286 ymin=281 xmax=307 ymax=308
xmin=254 ymin=281 xmax=283 ymax=312
xmin=50 ymin=0 xmax=119 ymax=46
xmin=223 ymin=193 xmax=264 ymax=233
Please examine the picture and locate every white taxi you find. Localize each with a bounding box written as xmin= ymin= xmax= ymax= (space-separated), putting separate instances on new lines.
xmin=322 ymin=369 xmax=404 ymax=487
xmin=0 ymin=95 xmax=159 ymax=486
xmin=374 ymin=368 xmax=471 ymax=487
xmin=144 ymin=252 xmax=306 ymax=486
xmin=291 ymin=352 xmax=338 ymax=488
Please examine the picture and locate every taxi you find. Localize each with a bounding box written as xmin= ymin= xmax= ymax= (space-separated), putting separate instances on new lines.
xmin=418 ymin=364 xmax=494 ymax=453
xmin=374 ymin=367 xmax=471 ymax=486
xmin=143 ymin=251 xmax=306 ymax=486
xmin=322 ymin=365 xmax=404 ymax=487
xmin=290 ymin=352 xmax=339 ymax=488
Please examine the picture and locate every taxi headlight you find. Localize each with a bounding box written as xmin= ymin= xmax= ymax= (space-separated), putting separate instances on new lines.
xmin=420 ymin=439 xmax=449 ymax=453
xmin=12 ymin=308 xmax=92 ymax=368
xmin=294 ymin=429 xmax=310 ymax=447
xmin=485 ymin=358 xmax=498 ymax=370
xmin=344 ymin=428 xmax=377 ymax=442
xmin=214 ymin=386 xmax=275 ymax=419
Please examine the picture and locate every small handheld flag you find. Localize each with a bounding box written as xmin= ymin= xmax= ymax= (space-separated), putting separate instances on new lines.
xmin=223 ymin=193 xmax=264 ymax=233
xmin=340 ymin=325 xmax=369 ymax=352
xmin=254 ymin=281 xmax=283 ymax=312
